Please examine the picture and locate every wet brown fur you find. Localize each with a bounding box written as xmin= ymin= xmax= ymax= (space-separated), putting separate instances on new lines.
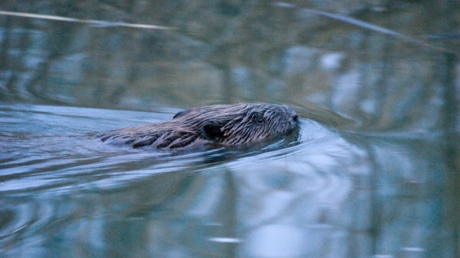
xmin=96 ymin=103 xmax=299 ymax=149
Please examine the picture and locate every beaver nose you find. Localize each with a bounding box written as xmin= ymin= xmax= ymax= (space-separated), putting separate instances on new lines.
xmin=292 ymin=115 xmax=299 ymax=122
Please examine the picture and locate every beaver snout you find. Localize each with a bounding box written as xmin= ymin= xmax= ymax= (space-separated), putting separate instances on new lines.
xmin=293 ymin=115 xmax=299 ymax=122
xmin=291 ymin=114 xmax=300 ymax=129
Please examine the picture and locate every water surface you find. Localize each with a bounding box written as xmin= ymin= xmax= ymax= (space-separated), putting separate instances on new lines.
xmin=1 ymin=103 xmax=457 ymax=257
xmin=1 ymin=0 xmax=459 ymax=257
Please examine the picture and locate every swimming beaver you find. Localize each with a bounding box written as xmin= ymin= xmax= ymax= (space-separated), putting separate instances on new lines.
xmin=96 ymin=103 xmax=299 ymax=149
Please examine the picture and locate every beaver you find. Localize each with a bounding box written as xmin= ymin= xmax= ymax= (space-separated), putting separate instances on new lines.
xmin=96 ymin=103 xmax=299 ymax=150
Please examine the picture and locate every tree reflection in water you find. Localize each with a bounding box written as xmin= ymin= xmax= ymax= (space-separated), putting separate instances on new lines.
xmin=0 ymin=0 xmax=459 ymax=257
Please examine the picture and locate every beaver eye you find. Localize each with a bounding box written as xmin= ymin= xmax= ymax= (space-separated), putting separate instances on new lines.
xmin=252 ymin=113 xmax=264 ymax=124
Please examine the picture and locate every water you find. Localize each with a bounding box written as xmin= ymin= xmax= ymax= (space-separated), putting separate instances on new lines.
xmin=0 ymin=104 xmax=352 ymax=256
xmin=1 ymin=1 xmax=459 ymax=257
xmin=0 ymin=103 xmax=457 ymax=257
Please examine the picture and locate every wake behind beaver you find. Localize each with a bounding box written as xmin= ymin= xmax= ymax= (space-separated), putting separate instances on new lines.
xmin=96 ymin=103 xmax=300 ymax=150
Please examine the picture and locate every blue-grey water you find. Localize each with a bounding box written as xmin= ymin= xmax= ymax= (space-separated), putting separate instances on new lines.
xmin=1 ymin=103 xmax=456 ymax=257
xmin=1 ymin=1 xmax=459 ymax=257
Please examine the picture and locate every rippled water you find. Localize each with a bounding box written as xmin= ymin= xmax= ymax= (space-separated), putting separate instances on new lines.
xmin=0 ymin=104 xmax=352 ymax=255
xmin=1 ymin=0 xmax=459 ymax=256
xmin=1 ymin=103 xmax=456 ymax=257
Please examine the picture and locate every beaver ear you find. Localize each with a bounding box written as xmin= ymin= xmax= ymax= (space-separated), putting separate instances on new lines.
xmin=173 ymin=110 xmax=185 ymax=119
xmin=201 ymin=122 xmax=224 ymax=142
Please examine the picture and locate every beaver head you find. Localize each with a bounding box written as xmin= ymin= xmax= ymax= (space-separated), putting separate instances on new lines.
xmin=97 ymin=103 xmax=299 ymax=149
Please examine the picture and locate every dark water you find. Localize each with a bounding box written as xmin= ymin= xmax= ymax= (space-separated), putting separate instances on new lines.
xmin=1 ymin=1 xmax=460 ymax=257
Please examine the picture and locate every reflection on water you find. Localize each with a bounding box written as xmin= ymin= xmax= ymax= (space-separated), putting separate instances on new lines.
xmin=0 ymin=104 xmax=457 ymax=257
xmin=1 ymin=0 xmax=459 ymax=257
